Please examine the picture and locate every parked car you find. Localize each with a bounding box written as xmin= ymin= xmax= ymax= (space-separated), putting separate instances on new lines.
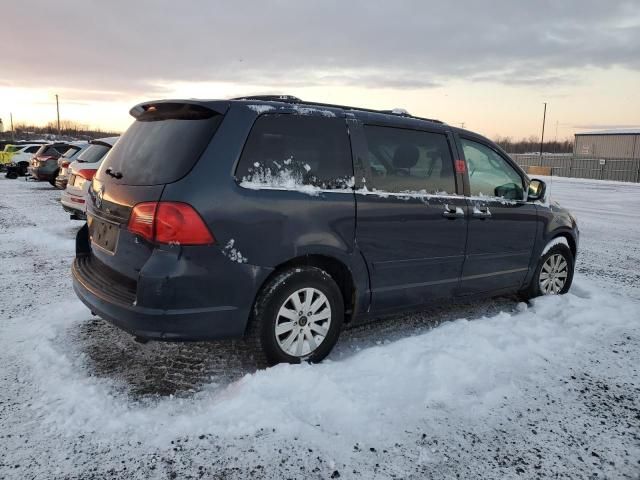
xmin=72 ymin=97 xmax=579 ymax=365
xmin=61 ymin=137 xmax=119 ymax=219
xmin=2 ymin=144 xmax=42 ymax=177
xmin=29 ymin=143 xmax=80 ymax=185
xmin=55 ymin=141 xmax=90 ymax=189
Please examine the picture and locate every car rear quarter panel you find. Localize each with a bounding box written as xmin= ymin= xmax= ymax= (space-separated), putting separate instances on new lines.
xmin=159 ymin=106 xmax=370 ymax=315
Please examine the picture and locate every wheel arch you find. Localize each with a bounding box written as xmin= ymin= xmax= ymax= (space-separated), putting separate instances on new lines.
xmin=247 ymin=253 xmax=359 ymax=333
xmin=546 ymin=230 xmax=577 ymax=259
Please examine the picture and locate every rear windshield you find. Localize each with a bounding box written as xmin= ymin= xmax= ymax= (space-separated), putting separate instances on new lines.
xmin=77 ymin=144 xmax=110 ymax=163
xmin=36 ymin=145 xmax=69 ymax=157
xmin=99 ymin=103 xmax=222 ymax=185
xmin=63 ymin=146 xmax=82 ymax=158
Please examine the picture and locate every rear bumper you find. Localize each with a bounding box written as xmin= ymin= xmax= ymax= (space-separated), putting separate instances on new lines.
xmin=72 ymin=272 xmax=243 ymax=341
xmin=72 ymin=250 xmax=273 ymax=341
xmin=29 ymin=166 xmax=55 ymax=181
xmin=61 ymin=190 xmax=86 ymax=213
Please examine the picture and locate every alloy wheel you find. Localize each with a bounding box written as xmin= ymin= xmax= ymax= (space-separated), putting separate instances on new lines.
xmin=539 ymin=253 xmax=569 ymax=294
xmin=275 ymin=287 xmax=332 ymax=357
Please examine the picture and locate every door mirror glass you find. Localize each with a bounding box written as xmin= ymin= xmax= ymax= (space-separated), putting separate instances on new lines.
xmin=528 ymin=178 xmax=546 ymax=201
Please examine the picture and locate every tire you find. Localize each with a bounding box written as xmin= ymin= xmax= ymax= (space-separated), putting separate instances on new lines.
xmin=49 ymin=170 xmax=59 ymax=187
xmin=521 ymin=243 xmax=574 ymax=301
xmin=246 ymin=266 xmax=344 ymax=366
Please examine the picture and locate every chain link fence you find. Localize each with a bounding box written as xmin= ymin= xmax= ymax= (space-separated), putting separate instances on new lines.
xmin=510 ymin=154 xmax=640 ymax=183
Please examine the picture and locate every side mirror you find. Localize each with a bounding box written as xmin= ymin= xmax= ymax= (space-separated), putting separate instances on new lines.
xmin=528 ymin=178 xmax=546 ymax=201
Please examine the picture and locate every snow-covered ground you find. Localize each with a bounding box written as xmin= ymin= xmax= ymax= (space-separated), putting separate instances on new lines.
xmin=1 ymin=176 xmax=639 ymax=479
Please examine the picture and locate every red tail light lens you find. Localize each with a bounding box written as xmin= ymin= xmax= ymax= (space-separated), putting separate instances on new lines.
xmin=61 ymin=161 xmax=70 ymax=168
xmin=77 ymin=169 xmax=97 ymax=181
xmin=128 ymin=202 xmax=157 ymax=242
xmin=127 ymin=202 xmax=214 ymax=245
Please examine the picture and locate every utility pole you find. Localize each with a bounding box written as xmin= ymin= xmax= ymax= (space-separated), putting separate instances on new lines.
xmin=10 ymin=112 xmax=15 ymax=141
xmin=460 ymin=122 xmax=465 ymax=129
xmin=55 ymin=94 xmax=61 ymax=136
xmin=539 ymin=102 xmax=547 ymax=161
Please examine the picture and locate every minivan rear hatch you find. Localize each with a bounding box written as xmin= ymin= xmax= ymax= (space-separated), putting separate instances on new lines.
xmin=86 ymin=101 xmax=226 ymax=280
xmin=96 ymin=101 xmax=226 ymax=186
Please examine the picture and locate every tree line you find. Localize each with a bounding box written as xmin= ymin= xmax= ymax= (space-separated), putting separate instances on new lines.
xmin=494 ymin=136 xmax=574 ymax=154
xmin=0 ymin=120 xmax=120 ymax=142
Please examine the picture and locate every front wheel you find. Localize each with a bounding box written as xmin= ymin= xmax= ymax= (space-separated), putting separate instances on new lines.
xmin=247 ymin=266 xmax=344 ymax=366
xmin=521 ymin=243 xmax=574 ymax=300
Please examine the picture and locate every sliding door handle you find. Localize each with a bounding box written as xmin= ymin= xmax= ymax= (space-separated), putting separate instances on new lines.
xmin=472 ymin=206 xmax=492 ymax=219
xmin=442 ymin=205 xmax=465 ymax=219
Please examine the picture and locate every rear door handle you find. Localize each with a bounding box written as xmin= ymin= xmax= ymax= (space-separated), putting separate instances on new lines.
xmin=472 ymin=206 xmax=492 ymax=219
xmin=442 ymin=204 xmax=465 ymax=219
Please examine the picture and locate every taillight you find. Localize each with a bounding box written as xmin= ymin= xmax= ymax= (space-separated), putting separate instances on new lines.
xmin=127 ymin=202 xmax=214 ymax=245
xmin=61 ymin=161 xmax=70 ymax=168
xmin=128 ymin=203 xmax=156 ymax=241
xmin=77 ymin=169 xmax=97 ymax=181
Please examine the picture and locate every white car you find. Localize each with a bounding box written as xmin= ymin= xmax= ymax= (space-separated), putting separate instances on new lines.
xmin=61 ymin=137 xmax=119 ymax=220
xmin=1 ymin=144 xmax=43 ymax=175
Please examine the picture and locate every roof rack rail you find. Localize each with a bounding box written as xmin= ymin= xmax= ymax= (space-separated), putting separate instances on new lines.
xmin=232 ymin=95 xmax=302 ymax=102
xmin=231 ymin=95 xmax=444 ymax=124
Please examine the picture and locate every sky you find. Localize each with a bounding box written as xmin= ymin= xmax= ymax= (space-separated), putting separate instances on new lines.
xmin=1 ymin=0 xmax=640 ymax=140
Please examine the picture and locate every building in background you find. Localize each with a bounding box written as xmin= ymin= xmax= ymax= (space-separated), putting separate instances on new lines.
xmin=574 ymin=129 xmax=640 ymax=159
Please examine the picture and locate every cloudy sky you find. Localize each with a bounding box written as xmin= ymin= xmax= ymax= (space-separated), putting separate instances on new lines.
xmin=2 ymin=0 xmax=640 ymax=139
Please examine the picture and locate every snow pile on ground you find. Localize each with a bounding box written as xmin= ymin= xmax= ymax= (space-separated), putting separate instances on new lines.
xmin=6 ymin=278 xmax=637 ymax=444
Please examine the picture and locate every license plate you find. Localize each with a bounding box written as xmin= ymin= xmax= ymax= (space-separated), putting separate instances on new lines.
xmin=88 ymin=216 xmax=119 ymax=253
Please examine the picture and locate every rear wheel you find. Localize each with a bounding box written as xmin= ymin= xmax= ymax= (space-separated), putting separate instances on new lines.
xmin=521 ymin=243 xmax=574 ymax=300
xmin=49 ymin=169 xmax=60 ymax=187
xmin=247 ymin=266 xmax=344 ymax=366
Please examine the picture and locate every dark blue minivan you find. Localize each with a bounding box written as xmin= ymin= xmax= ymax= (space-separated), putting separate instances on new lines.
xmin=72 ymin=96 xmax=579 ymax=365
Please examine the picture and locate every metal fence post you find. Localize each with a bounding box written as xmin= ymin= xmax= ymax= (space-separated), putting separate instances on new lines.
xmin=568 ymin=157 xmax=573 ymax=176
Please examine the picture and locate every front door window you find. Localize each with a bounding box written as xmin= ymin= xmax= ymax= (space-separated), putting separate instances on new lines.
xmin=461 ymin=139 xmax=524 ymax=200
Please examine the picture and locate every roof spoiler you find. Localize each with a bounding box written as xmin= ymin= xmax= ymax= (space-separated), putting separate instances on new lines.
xmin=129 ymin=100 xmax=228 ymax=120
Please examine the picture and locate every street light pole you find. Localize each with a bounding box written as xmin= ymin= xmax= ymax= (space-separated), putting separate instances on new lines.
xmin=55 ymin=94 xmax=61 ymax=135
xmin=539 ymin=102 xmax=547 ymax=160
xmin=10 ymin=112 xmax=14 ymax=141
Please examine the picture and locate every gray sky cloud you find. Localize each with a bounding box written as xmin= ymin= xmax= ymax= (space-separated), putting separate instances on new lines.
xmin=3 ymin=0 xmax=640 ymax=100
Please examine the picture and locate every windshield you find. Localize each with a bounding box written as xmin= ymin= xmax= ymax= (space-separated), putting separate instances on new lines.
xmin=77 ymin=144 xmax=110 ymax=163
xmin=36 ymin=145 xmax=69 ymax=157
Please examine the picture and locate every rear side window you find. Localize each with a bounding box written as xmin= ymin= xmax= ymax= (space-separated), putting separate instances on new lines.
xmin=26 ymin=146 xmax=40 ymax=153
xmin=236 ymin=114 xmax=352 ymax=189
xmin=99 ymin=103 xmax=222 ymax=186
xmin=77 ymin=144 xmax=110 ymax=163
xmin=363 ymin=126 xmax=456 ymax=194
